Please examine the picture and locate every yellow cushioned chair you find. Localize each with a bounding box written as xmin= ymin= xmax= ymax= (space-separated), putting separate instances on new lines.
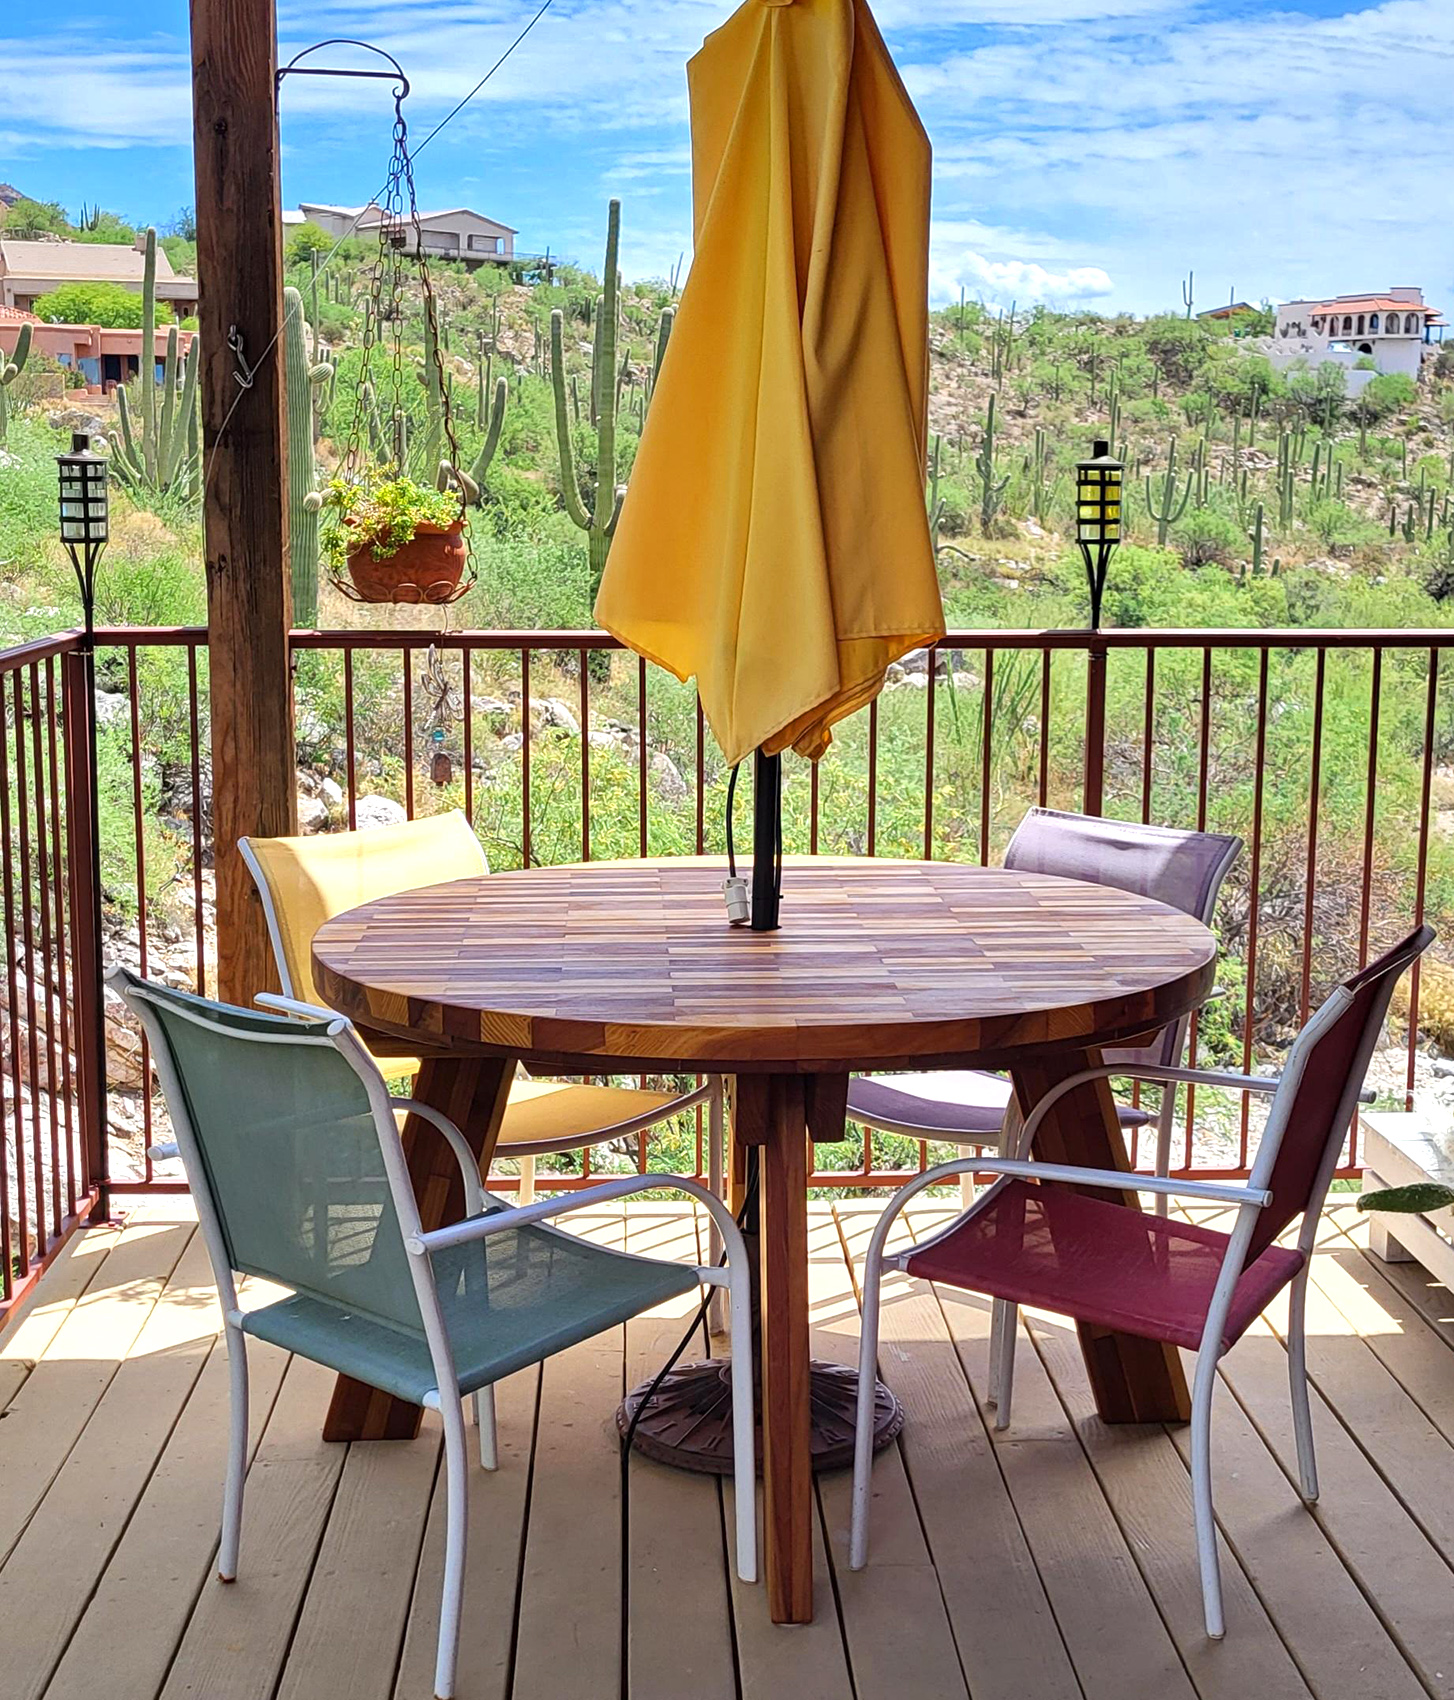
xmin=238 ymin=811 xmax=720 ymax=1202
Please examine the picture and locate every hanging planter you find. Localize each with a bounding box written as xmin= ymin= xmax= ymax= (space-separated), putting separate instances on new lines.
xmin=324 ymin=69 xmax=477 ymax=607
xmin=325 ymin=471 xmax=468 ymax=604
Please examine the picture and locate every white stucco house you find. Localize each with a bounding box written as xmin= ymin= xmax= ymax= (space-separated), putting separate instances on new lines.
xmin=285 ymin=202 xmax=516 ymax=268
xmin=1271 ymin=288 xmax=1441 ymax=380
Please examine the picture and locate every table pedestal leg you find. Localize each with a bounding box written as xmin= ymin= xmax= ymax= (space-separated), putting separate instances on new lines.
xmin=323 ymin=1050 xmax=517 ymax=1442
xmin=1010 ymin=1050 xmax=1191 ymax=1425
xmin=615 ymin=1072 xmax=900 ymax=1625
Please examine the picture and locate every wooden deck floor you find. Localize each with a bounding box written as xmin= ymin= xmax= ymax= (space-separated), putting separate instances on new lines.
xmin=5 ymin=1194 xmax=1454 ymax=1700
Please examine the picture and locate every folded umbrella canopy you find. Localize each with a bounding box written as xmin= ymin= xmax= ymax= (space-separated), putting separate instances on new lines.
xmin=595 ymin=0 xmax=945 ymax=774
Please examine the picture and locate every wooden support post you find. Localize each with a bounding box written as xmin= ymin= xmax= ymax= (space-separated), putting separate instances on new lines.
xmin=190 ymin=0 xmax=297 ymax=1006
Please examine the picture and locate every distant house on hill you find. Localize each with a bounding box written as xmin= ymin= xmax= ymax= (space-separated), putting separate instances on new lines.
xmin=0 ymin=235 xmax=198 ymax=316
xmin=1272 ymin=287 xmax=1442 ymax=379
xmin=1199 ymin=301 xmax=1256 ymax=321
xmin=284 ymin=202 xmax=517 ymax=268
xmin=0 ymin=302 xmax=194 ymax=394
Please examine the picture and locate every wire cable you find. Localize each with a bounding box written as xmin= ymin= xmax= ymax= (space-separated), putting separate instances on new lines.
xmin=725 ymin=760 xmax=740 ymax=879
xmin=199 ymin=0 xmax=557 ymax=498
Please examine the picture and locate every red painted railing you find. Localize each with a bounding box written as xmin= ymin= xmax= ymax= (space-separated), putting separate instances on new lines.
xmin=3 ymin=620 xmax=1449 ymax=1312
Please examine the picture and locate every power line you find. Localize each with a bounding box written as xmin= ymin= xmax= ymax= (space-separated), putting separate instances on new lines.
xmin=200 ymin=0 xmax=557 ymax=498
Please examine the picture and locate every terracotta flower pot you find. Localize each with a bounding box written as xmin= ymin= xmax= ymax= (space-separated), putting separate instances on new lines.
xmin=345 ymin=520 xmax=468 ymax=605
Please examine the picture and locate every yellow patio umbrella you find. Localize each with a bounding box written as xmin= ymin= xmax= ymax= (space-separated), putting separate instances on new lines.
xmin=595 ymin=0 xmax=944 ymax=853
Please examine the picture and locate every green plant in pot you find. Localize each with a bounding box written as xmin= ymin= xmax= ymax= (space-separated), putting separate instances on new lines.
xmin=323 ymin=469 xmax=468 ymax=605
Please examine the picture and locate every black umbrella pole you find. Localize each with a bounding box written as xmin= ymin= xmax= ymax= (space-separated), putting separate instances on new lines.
xmin=751 ymin=748 xmax=782 ymax=932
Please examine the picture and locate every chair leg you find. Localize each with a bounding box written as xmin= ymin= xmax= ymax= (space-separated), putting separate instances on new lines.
xmin=218 ymin=1319 xmax=248 ymax=1582
xmin=473 ymin=1385 xmax=498 ymax=1471
xmin=850 ymin=1252 xmax=885 ymax=1570
xmin=725 ymin=1255 xmax=757 ymax=1583
xmin=517 ymin=1152 xmax=536 ymax=1205
xmin=707 ymin=1077 xmax=727 ymax=1336
xmin=1153 ymin=1086 xmax=1178 ymax=1218
xmin=435 ymin=1395 xmax=471 ymax=1699
xmin=1190 ymin=1344 xmax=1225 ymax=1639
xmin=1288 ymin=1263 xmax=1319 ymax=1504
xmin=991 ymin=1302 xmax=1017 ymax=1431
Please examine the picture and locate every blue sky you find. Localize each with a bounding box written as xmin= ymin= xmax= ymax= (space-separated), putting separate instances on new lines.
xmin=1 ymin=0 xmax=1450 ymax=316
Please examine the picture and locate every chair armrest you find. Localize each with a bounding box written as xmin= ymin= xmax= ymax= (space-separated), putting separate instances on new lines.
xmin=1012 ymin=1062 xmax=1286 ymax=1158
xmin=969 ymin=1156 xmax=1271 ymax=1210
xmin=408 ymin=1172 xmax=747 ymax=1278
xmin=389 ymin=1097 xmax=483 ymax=1219
xmin=255 ymin=991 xmax=347 ymax=1027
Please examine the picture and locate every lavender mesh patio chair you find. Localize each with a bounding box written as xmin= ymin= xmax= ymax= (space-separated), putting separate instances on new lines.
xmin=850 ymin=925 xmax=1434 ymax=1639
xmin=846 ymin=809 xmax=1243 ymax=1203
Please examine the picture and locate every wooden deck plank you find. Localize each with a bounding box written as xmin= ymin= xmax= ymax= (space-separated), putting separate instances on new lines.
xmin=890 ymin=1204 xmax=1198 ymax=1700
xmin=0 ymin=1231 xmax=224 ymax=1700
xmin=391 ymin=1366 xmax=539 ymax=1700
xmin=1165 ymin=1363 xmax=1429 ymax=1700
xmin=42 ymin=1327 xmax=291 ymax=1700
xmin=813 ymin=1209 xmax=970 ymax=1700
xmin=726 ymin=1479 xmax=852 ymax=1700
xmin=14 ymin=1201 xmax=1454 ymax=1700
xmin=275 ymin=1423 xmax=441 ymax=1700
xmin=0 ymin=1213 xmax=193 ymax=1563
xmin=0 ymin=1221 xmax=123 ymax=1409
xmin=623 ymin=1206 xmax=736 ymax=1700
xmin=831 ymin=1204 xmax=1082 ymax=1700
xmin=509 ymin=1208 xmax=627 ymax=1700
xmin=1027 ymin=1311 xmax=1315 ymax=1700
xmin=1205 ymin=1266 xmax=1454 ymax=1696
xmin=159 ymin=1356 xmax=347 ymax=1700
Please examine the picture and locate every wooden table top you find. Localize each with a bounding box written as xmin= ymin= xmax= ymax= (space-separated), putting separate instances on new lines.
xmin=312 ymin=856 xmax=1218 ymax=1072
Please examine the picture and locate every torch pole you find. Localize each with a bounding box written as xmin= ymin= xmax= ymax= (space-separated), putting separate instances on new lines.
xmin=750 ymin=747 xmax=782 ymax=932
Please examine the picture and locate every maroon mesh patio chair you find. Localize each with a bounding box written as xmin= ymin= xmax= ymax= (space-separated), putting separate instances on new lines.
xmin=846 ymin=809 xmax=1243 ymax=1203
xmin=850 ymin=925 xmax=1434 ymax=1639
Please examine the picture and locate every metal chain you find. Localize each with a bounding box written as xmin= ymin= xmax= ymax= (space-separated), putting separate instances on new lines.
xmin=342 ymin=89 xmax=463 ymax=499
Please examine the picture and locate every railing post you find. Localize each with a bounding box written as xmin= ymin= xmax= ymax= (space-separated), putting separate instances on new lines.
xmin=1082 ymin=633 xmax=1108 ymax=817
xmin=62 ymin=648 xmax=108 ymax=1221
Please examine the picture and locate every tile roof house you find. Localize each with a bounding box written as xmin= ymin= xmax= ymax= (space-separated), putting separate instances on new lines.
xmin=1273 ymin=287 xmax=1442 ymax=379
xmin=0 ymin=236 xmax=198 ymax=316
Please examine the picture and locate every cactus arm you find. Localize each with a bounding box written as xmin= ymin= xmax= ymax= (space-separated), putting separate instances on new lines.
xmin=283 ymin=287 xmax=321 ymax=626
xmin=593 ymin=199 xmax=621 ymax=539
xmin=157 ymin=325 xmax=180 ymax=485
xmin=140 ymin=227 xmax=159 ymax=483
xmin=550 ymin=309 xmax=592 ymax=530
xmin=467 ymin=375 xmax=509 ymax=493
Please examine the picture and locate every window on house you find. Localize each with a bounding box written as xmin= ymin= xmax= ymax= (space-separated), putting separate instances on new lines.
xmin=1405 ymin=313 xmax=1420 ymax=334
xmin=1342 ymin=315 xmax=1354 ymax=334
xmin=1369 ymin=314 xmax=1380 ymax=332
xmin=467 ymin=234 xmax=499 ymax=253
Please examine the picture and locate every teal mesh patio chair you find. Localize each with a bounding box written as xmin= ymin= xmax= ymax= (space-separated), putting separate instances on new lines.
xmin=109 ymin=966 xmax=756 ymax=1700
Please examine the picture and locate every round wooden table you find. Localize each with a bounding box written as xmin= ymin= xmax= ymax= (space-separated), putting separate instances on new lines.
xmin=312 ymin=855 xmax=1217 ymax=1625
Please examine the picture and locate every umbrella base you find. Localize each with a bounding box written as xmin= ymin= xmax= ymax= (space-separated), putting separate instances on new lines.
xmin=617 ymin=1357 xmax=902 ymax=1474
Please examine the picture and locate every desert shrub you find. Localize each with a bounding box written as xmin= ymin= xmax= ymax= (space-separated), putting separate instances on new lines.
xmin=1174 ymin=506 xmax=1242 ymax=568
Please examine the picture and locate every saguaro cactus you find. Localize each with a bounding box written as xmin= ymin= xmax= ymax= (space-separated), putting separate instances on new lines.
xmin=0 ymin=321 xmax=31 ymax=447
xmin=109 ymin=228 xmax=200 ymax=499
xmin=283 ymin=287 xmax=328 ymax=625
xmin=551 ymin=198 xmax=625 ymax=590
xmin=1144 ymin=437 xmax=1193 ymax=544
xmin=1250 ymin=501 xmax=1266 ymax=576
xmin=975 ymin=393 xmax=1011 ymax=533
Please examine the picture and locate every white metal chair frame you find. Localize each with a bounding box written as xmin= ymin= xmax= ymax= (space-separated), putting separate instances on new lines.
xmin=850 ymin=944 xmax=1415 ymax=1640
xmin=116 ymin=974 xmax=757 ymax=1700
xmin=238 ymin=832 xmax=726 ymax=1220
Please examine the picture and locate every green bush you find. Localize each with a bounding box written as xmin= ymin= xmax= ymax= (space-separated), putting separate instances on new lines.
xmin=1173 ymin=506 xmax=1242 ymax=568
xmin=35 ymin=282 xmax=155 ymax=329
